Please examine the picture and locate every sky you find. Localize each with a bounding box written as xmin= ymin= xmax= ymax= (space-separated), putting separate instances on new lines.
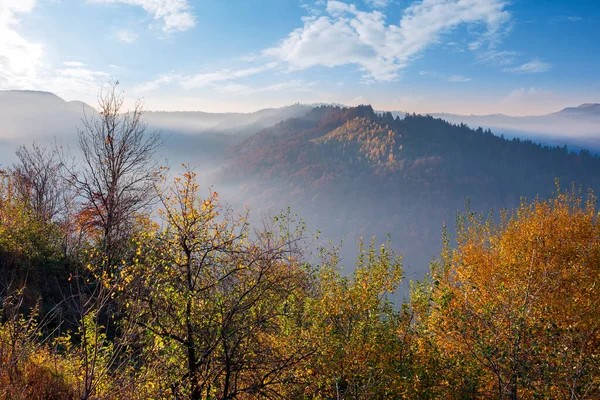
xmin=1 ymin=0 xmax=599 ymax=115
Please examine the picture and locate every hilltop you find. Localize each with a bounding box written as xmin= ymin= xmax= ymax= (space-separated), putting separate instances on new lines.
xmin=222 ymin=105 xmax=600 ymax=274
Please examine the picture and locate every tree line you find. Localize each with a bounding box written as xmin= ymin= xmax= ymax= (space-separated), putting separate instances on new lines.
xmin=0 ymin=85 xmax=598 ymax=399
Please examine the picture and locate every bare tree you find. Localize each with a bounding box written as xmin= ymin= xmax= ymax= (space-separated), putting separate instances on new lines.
xmin=55 ymin=82 xmax=164 ymax=399
xmin=13 ymin=143 xmax=65 ymax=223
xmin=71 ymin=82 xmax=163 ymax=262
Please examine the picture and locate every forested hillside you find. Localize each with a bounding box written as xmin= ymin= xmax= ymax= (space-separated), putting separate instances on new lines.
xmin=222 ymin=105 xmax=600 ymax=273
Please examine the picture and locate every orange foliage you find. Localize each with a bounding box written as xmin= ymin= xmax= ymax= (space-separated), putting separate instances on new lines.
xmin=428 ymin=187 xmax=600 ymax=399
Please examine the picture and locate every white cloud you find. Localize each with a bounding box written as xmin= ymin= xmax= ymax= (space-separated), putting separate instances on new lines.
xmin=265 ymin=0 xmax=511 ymax=82
xmin=364 ymin=0 xmax=390 ymax=8
xmin=504 ymin=87 xmax=547 ymax=99
xmin=214 ymin=80 xmax=315 ymax=95
xmin=506 ymin=59 xmax=551 ymax=73
xmin=34 ymin=67 xmax=112 ymax=100
xmin=214 ymin=83 xmax=253 ymax=94
xmin=0 ymin=0 xmax=113 ymax=100
xmin=182 ymin=67 xmax=265 ymax=89
xmin=550 ymin=15 xmax=582 ymax=23
xmin=90 ymin=0 xmax=195 ymax=32
xmin=259 ymin=80 xmax=315 ymax=92
xmin=180 ymin=63 xmax=278 ymax=89
xmin=117 ymin=29 xmax=138 ymax=43
xmin=134 ymin=73 xmax=178 ymax=92
xmin=501 ymin=87 xmax=558 ymax=115
xmin=352 ymin=95 xmax=365 ymax=104
xmin=199 ymin=80 xmax=317 ymax=95
xmin=237 ymin=53 xmax=259 ymax=62
xmin=203 ymin=79 xmax=315 ymax=96
xmin=0 ymin=0 xmax=44 ymax=88
xmin=420 ymin=71 xmax=471 ymax=82
xmin=57 ymin=68 xmax=110 ymax=80
xmin=301 ymin=0 xmax=326 ymax=16
xmin=477 ymin=49 xmax=518 ymax=66
xmin=64 ymin=61 xmax=87 ymax=67
xmin=447 ymin=74 xmax=471 ymax=82
xmin=134 ymin=62 xmax=280 ymax=93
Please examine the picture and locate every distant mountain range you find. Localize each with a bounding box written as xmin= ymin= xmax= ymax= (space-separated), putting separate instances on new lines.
xmin=0 ymin=90 xmax=312 ymax=139
xmin=419 ymin=103 xmax=600 ymax=152
xmin=555 ymin=103 xmax=600 ymax=115
xmin=0 ymin=90 xmax=311 ymax=167
xmin=2 ymin=89 xmax=598 ymax=146
xmin=433 ymin=102 xmax=600 ymax=119
xmin=0 ymin=90 xmax=95 ymax=140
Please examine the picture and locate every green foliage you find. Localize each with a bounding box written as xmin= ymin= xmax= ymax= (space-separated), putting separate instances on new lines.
xmin=0 ymin=171 xmax=71 ymax=313
xmin=298 ymin=238 xmax=413 ymax=399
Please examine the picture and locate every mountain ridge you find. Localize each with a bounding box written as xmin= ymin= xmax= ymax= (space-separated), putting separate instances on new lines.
xmin=221 ymin=104 xmax=600 ymax=272
xmin=3 ymin=89 xmax=597 ymax=118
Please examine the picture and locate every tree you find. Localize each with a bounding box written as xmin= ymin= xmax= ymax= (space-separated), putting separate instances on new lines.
xmin=124 ymin=169 xmax=310 ymax=399
xmin=54 ymin=82 xmax=164 ymax=399
xmin=11 ymin=143 xmax=87 ymax=261
xmin=427 ymin=187 xmax=600 ymax=399
xmin=13 ymin=143 xmax=66 ymax=223
xmin=70 ymin=81 xmax=163 ymax=264
xmin=0 ymin=169 xmax=68 ymax=310
xmin=299 ymin=239 xmax=411 ymax=399
xmin=0 ymin=288 xmax=75 ymax=400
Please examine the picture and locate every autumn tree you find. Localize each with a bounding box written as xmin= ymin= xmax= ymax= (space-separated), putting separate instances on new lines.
xmin=296 ymin=239 xmax=413 ymax=399
xmin=123 ymin=169 xmax=311 ymax=399
xmin=52 ymin=82 xmax=164 ymax=399
xmin=0 ymin=168 xmax=71 ymax=311
xmin=69 ymin=81 xmax=163 ymax=264
xmin=0 ymin=288 xmax=76 ymax=400
xmin=426 ymin=187 xmax=600 ymax=399
xmin=12 ymin=143 xmax=67 ymax=223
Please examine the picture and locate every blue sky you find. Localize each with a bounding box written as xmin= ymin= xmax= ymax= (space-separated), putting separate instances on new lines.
xmin=1 ymin=0 xmax=599 ymax=114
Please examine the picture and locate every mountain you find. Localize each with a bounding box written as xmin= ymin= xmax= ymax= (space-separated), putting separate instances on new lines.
xmin=221 ymin=105 xmax=600 ymax=278
xmin=143 ymin=104 xmax=312 ymax=135
xmin=423 ymin=103 xmax=600 ymax=153
xmin=0 ymin=90 xmax=311 ymax=168
xmin=142 ymin=104 xmax=312 ymax=169
xmin=0 ymin=90 xmax=312 ymax=139
xmin=555 ymin=103 xmax=600 ymax=116
xmin=0 ymin=90 xmax=97 ymax=167
xmin=0 ymin=90 xmax=95 ymax=141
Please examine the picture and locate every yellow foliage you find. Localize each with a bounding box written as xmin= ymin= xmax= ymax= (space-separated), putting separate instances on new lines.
xmin=427 ymin=187 xmax=600 ymax=399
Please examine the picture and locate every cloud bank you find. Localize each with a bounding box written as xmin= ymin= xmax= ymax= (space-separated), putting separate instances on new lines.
xmin=90 ymin=0 xmax=195 ymax=32
xmin=506 ymin=59 xmax=552 ymax=74
xmin=265 ymin=0 xmax=511 ymax=81
xmin=0 ymin=0 xmax=43 ymax=88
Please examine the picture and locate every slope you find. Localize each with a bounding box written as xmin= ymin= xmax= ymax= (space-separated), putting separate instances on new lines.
xmin=222 ymin=105 xmax=600 ymax=278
